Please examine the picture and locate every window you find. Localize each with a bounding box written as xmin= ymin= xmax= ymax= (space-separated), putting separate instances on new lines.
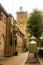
xmin=0 ymin=12 xmax=1 ymax=20
xmin=0 ymin=42 xmax=1 ymax=44
xmin=4 ymin=16 xmax=7 ymax=23
xmin=1 ymin=14 xmax=3 ymax=20
xmin=10 ymin=33 xmax=12 ymax=46
xmin=0 ymin=17 xmax=1 ymax=20
xmin=14 ymin=36 xmax=17 ymax=46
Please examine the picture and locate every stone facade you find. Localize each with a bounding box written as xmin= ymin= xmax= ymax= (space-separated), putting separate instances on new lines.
xmin=16 ymin=11 xmax=27 ymax=36
xmin=16 ymin=11 xmax=28 ymax=52
xmin=17 ymin=29 xmax=25 ymax=52
xmin=0 ymin=7 xmax=7 ymax=57
xmin=0 ymin=4 xmax=17 ymax=57
xmin=0 ymin=4 xmax=29 ymax=56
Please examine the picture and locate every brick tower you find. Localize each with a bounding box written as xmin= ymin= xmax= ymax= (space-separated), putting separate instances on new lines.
xmin=16 ymin=7 xmax=27 ymax=36
xmin=16 ymin=7 xmax=28 ymax=52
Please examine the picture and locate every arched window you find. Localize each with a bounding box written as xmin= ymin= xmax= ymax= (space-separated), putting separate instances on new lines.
xmin=1 ymin=13 xmax=3 ymax=21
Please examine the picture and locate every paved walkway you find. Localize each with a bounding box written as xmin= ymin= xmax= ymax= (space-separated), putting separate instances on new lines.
xmin=38 ymin=58 xmax=43 ymax=65
xmin=0 ymin=52 xmax=28 ymax=65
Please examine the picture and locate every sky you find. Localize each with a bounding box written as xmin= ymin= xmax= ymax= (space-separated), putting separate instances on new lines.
xmin=0 ymin=0 xmax=43 ymax=19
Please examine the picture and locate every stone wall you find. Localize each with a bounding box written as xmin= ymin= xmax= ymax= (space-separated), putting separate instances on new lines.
xmin=16 ymin=12 xmax=27 ymax=36
xmin=0 ymin=12 xmax=6 ymax=57
xmin=16 ymin=11 xmax=28 ymax=52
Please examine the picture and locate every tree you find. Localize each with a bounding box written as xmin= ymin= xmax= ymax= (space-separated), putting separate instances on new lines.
xmin=26 ymin=9 xmax=43 ymax=39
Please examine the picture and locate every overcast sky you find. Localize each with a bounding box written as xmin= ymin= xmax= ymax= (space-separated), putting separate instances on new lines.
xmin=0 ymin=0 xmax=43 ymax=19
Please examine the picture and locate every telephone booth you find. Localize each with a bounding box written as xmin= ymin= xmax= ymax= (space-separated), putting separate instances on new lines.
xmin=29 ymin=36 xmax=38 ymax=58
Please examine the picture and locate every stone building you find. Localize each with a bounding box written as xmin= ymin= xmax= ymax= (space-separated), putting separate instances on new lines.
xmin=16 ymin=11 xmax=27 ymax=36
xmin=16 ymin=9 xmax=28 ymax=52
xmin=17 ymin=28 xmax=26 ymax=52
xmin=0 ymin=4 xmax=17 ymax=57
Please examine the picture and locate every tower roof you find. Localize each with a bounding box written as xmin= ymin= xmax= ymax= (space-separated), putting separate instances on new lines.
xmin=30 ymin=36 xmax=37 ymax=40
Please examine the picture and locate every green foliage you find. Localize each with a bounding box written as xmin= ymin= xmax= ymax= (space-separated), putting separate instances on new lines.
xmin=26 ymin=9 xmax=43 ymax=39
